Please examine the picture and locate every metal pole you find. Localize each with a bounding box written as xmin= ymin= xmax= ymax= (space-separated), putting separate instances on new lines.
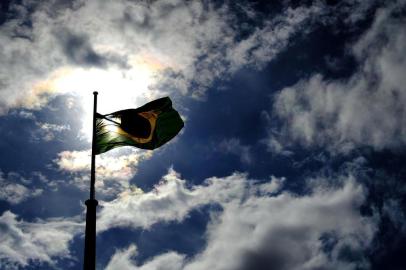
xmin=83 ymin=91 xmax=98 ymax=270
xmin=90 ymin=91 xmax=98 ymax=200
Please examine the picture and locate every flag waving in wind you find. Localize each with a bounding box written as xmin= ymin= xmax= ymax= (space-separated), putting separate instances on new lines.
xmin=95 ymin=97 xmax=184 ymax=155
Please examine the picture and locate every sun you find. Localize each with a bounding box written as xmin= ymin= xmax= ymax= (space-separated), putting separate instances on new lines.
xmin=43 ymin=54 xmax=166 ymax=141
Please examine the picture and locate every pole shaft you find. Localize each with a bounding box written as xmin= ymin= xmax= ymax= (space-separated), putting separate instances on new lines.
xmin=83 ymin=91 xmax=98 ymax=270
xmin=90 ymin=91 xmax=98 ymax=200
xmin=83 ymin=199 xmax=98 ymax=270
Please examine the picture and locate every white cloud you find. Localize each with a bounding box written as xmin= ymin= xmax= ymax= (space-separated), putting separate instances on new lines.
xmin=33 ymin=121 xmax=70 ymax=141
xmin=15 ymin=110 xmax=36 ymax=120
xmin=54 ymin=148 xmax=152 ymax=197
xmin=0 ymin=211 xmax=82 ymax=269
xmin=219 ymin=138 xmax=252 ymax=164
xmin=106 ymin=245 xmax=185 ymax=270
xmin=0 ymin=171 xmax=43 ymax=204
xmin=9 ymin=109 xmax=70 ymax=142
xmin=103 ymin=169 xmax=376 ymax=270
xmin=97 ymin=169 xmax=251 ymax=231
xmin=226 ymin=5 xmax=321 ymax=72
xmin=267 ymin=2 xmax=406 ymax=153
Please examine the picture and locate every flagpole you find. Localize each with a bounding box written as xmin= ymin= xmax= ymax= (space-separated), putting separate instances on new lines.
xmin=83 ymin=91 xmax=98 ymax=270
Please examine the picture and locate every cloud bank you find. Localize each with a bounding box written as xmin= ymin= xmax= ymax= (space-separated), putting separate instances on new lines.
xmin=101 ymin=169 xmax=376 ymax=270
xmin=0 ymin=0 xmax=323 ymax=116
xmin=268 ymin=2 xmax=406 ymax=153
xmin=0 ymin=211 xmax=82 ymax=269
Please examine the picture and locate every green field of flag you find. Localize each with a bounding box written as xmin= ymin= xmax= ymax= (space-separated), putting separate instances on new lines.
xmin=95 ymin=97 xmax=184 ymax=155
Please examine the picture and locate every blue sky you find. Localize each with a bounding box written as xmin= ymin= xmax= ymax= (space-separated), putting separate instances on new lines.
xmin=0 ymin=0 xmax=405 ymax=269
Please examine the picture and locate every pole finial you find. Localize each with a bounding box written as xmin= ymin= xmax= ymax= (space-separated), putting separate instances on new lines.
xmin=93 ymin=91 xmax=98 ymax=95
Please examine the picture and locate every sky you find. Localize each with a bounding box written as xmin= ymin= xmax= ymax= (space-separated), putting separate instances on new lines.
xmin=0 ymin=0 xmax=405 ymax=269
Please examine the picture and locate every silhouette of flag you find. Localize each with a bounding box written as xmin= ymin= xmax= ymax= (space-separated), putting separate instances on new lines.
xmin=95 ymin=97 xmax=184 ymax=154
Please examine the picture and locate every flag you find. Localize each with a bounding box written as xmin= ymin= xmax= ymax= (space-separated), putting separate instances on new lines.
xmin=95 ymin=97 xmax=184 ymax=155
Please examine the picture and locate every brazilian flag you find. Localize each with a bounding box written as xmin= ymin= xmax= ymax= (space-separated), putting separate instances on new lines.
xmin=95 ymin=97 xmax=184 ymax=155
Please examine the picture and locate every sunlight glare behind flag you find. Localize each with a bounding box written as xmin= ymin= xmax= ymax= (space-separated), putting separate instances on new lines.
xmin=95 ymin=97 xmax=183 ymax=155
